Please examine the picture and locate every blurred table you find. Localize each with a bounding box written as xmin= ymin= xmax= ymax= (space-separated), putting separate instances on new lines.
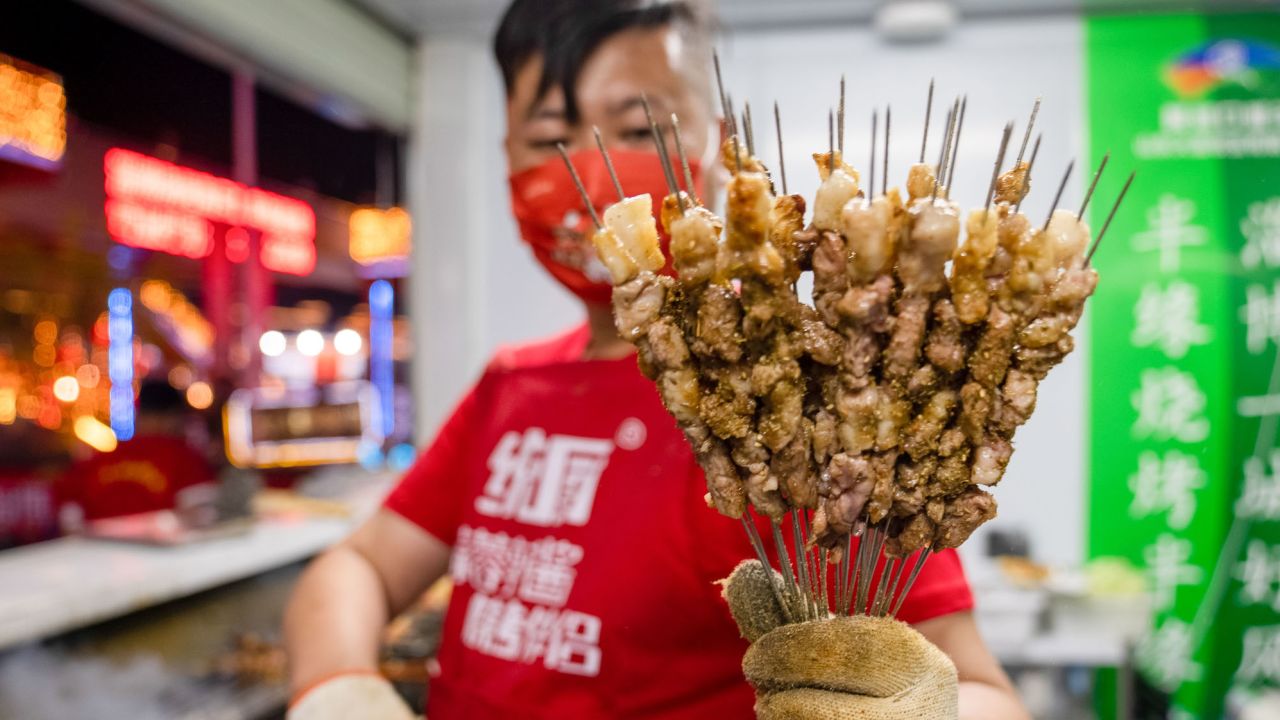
xmin=0 ymin=473 xmax=389 ymax=652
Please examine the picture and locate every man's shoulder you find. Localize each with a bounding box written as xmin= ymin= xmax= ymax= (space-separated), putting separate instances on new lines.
xmin=485 ymin=322 xmax=590 ymax=373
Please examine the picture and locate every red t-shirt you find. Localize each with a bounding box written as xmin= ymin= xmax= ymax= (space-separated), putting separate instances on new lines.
xmin=386 ymin=323 xmax=974 ymax=719
xmin=63 ymin=435 xmax=215 ymax=521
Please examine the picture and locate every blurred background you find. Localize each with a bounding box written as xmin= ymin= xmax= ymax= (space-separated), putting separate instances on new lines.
xmin=0 ymin=0 xmax=1278 ymax=718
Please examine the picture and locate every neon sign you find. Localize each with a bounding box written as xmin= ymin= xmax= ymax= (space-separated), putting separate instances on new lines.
xmin=0 ymin=55 xmax=66 ymax=170
xmin=103 ymin=148 xmax=317 ymax=276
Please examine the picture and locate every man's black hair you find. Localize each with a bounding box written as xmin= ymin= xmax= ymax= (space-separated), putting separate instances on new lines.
xmin=494 ymin=0 xmax=700 ymax=124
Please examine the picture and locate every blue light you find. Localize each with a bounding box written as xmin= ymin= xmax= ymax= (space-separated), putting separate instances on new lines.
xmin=369 ymin=280 xmax=394 ymax=438
xmin=107 ymin=288 xmax=135 ymax=441
xmin=106 ymin=246 xmax=134 ymax=272
xmin=369 ymin=279 xmax=394 ymax=314
xmin=387 ymin=443 xmax=416 ymax=471
xmin=356 ymin=440 xmax=385 ymax=470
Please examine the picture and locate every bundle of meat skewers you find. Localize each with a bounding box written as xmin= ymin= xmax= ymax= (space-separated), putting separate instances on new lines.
xmin=561 ymin=75 xmax=1133 ymax=622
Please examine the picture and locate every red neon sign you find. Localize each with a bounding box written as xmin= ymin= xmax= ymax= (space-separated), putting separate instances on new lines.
xmin=103 ymin=148 xmax=317 ymax=276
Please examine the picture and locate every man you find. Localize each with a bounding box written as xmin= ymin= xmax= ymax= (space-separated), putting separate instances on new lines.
xmin=285 ymin=2 xmax=1028 ymax=718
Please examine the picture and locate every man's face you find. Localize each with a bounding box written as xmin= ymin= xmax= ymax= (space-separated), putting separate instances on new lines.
xmin=504 ymin=25 xmax=711 ymax=175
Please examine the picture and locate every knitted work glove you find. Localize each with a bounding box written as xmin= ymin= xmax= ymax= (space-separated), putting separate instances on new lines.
xmin=287 ymin=671 xmax=418 ymax=720
xmin=723 ymin=559 xmax=959 ymax=720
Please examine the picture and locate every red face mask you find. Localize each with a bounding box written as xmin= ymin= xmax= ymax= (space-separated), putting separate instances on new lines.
xmin=509 ymin=148 xmax=702 ymax=305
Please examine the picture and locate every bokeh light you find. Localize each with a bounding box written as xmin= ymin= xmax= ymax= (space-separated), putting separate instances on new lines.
xmin=334 ymin=328 xmax=363 ymax=356
xmin=186 ymin=380 xmax=213 ymax=410
xmin=52 ymin=375 xmax=80 ymax=402
xmin=259 ymin=330 xmax=287 ymax=357
xmin=296 ymin=329 xmax=324 ymax=357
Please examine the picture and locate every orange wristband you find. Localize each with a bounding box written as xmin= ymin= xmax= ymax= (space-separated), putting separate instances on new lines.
xmin=288 ymin=668 xmax=384 ymax=708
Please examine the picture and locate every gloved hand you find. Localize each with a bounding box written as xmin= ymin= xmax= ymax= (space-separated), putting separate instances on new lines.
xmin=287 ymin=671 xmax=418 ymax=720
xmin=722 ymin=559 xmax=958 ymax=720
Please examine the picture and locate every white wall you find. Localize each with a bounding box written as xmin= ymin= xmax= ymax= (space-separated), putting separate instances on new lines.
xmin=408 ymin=14 xmax=1089 ymax=567
xmin=407 ymin=36 xmax=583 ymax=445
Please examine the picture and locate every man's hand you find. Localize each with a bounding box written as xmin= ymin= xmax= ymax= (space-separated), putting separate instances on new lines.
xmin=723 ymin=559 xmax=957 ymax=719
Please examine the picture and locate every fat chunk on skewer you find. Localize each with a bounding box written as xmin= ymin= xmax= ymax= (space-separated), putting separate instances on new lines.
xmin=842 ymin=195 xmax=896 ymax=284
xmin=1042 ymin=209 xmax=1091 ymax=274
xmin=900 ymin=199 xmax=961 ymax=295
xmin=812 ymin=151 xmax=861 ymax=232
xmin=592 ymin=227 xmax=639 ymax=286
xmin=604 ymin=195 xmax=666 ymax=275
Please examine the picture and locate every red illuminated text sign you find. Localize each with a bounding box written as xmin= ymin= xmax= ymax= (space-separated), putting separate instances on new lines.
xmin=103 ymin=148 xmax=317 ymax=276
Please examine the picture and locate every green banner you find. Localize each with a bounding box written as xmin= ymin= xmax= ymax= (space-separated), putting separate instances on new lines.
xmin=1087 ymin=11 xmax=1280 ymax=718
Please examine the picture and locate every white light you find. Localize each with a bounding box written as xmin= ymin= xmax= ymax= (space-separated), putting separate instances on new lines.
xmin=296 ymin=329 xmax=324 ymax=357
xmin=53 ymin=376 xmax=80 ymax=403
xmin=259 ymin=330 xmax=287 ymax=357
xmin=334 ymin=328 xmax=363 ymax=356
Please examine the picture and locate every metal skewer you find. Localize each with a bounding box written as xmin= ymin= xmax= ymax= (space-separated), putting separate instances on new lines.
xmin=837 ymin=532 xmax=852 ymax=615
xmin=1085 ymin=170 xmax=1135 ymax=265
xmin=872 ymin=556 xmax=901 ymax=616
xmin=828 ymin=109 xmax=836 ymax=175
xmin=946 ymin=95 xmax=967 ymax=190
xmin=1013 ymin=134 xmax=1042 ymax=214
xmin=791 ymin=511 xmax=814 ymax=619
xmin=801 ymin=510 xmax=822 ymax=616
xmin=983 ymin=122 xmax=1014 ymax=221
xmin=869 ymin=109 xmax=878 ymax=200
xmin=743 ymin=102 xmax=756 ymax=156
xmin=890 ymin=548 xmax=933 ymax=617
xmin=712 ymin=51 xmax=735 ymax=136
xmin=853 ymin=521 xmax=877 ymax=614
xmin=641 ymin=94 xmax=685 ymax=213
xmin=741 ymin=513 xmax=795 ymax=624
xmin=726 ymin=94 xmax=743 ymax=173
xmin=920 ymin=78 xmax=935 ymax=163
xmin=774 ymin=101 xmax=788 ymax=195
xmin=1042 ymin=160 xmax=1075 ymax=232
xmin=818 ymin=546 xmax=829 ymax=617
xmin=1014 ymin=97 xmax=1042 ymax=170
xmin=556 ymin=143 xmax=601 ymax=229
xmin=771 ymin=520 xmax=803 ymax=616
xmin=838 ymin=74 xmax=846 ymax=155
xmin=883 ymin=105 xmax=891 ymax=196
xmin=1078 ymin=152 xmax=1110 ymax=218
xmin=670 ymin=113 xmax=699 ymax=205
xmin=593 ymin=126 xmax=624 ymax=201
xmin=932 ymin=101 xmax=957 ymax=201
xmin=863 ymin=525 xmax=889 ymax=614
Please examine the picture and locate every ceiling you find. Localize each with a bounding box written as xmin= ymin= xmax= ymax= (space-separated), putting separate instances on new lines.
xmin=349 ymin=0 xmax=1073 ymax=36
xmin=348 ymin=0 xmax=1259 ymax=37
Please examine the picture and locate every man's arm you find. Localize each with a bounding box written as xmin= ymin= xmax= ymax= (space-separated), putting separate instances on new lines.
xmin=916 ymin=611 xmax=1030 ymax=720
xmin=284 ymin=508 xmax=451 ymax=694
